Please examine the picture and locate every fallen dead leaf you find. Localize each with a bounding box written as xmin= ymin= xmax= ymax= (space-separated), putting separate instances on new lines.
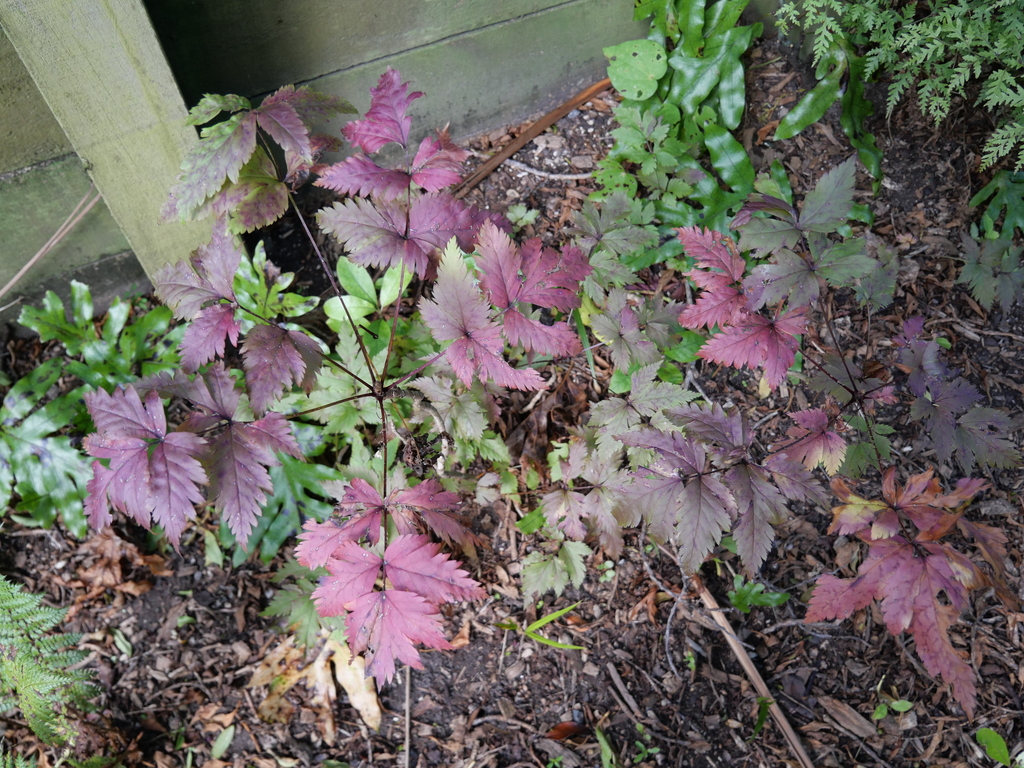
xmin=450 ymin=620 xmax=471 ymax=649
xmin=249 ymin=630 xmax=382 ymax=742
xmin=818 ymin=695 xmax=877 ymax=739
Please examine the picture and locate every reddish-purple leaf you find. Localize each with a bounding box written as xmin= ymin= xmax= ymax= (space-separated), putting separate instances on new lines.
xmin=343 ymin=68 xmax=423 ymax=153
xmin=203 ymin=148 xmax=289 ymax=234
xmin=590 ymin=289 xmax=659 ymax=371
xmin=743 ymin=249 xmax=820 ymax=310
xmin=668 ymin=402 xmax=749 ymax=452
xmin=698 ymin=306 xmax=806 ymax=390
xmin=208 ymin=412 xmax=301 ymax=544
xmin=295 ymin=518 xmax=361 ymax=569
xmin=154 ymin=222 xmax=241 ymax=320
xmin=677 ymin=226 xmax=746 ymax=284
xmin=392 ymin=481 xmax=475 ymax=547
xmin=315 ymin=155 xmax=412 ymax=201
xmin=254 ymin=94 xmax=310 ymax=163
xmin=777 ymin=408 xmax=847 ymax=474
xmin=542 ymin=488 xmax=589 ymax=540
xmin=807 ymin=534 xmax=980 ymax=717
xmin=166 ymin=112 xmax=258 ymax=220
xmin=501 ymin=308 xmax=581 ymax=356
xmin=313 ymin=540 xmax=383 ymax=617
xmin=83 ymin=387 xmax=207 ymax=546
xmin=679 ymin=283 xmax=749 ymax=330
xmin=618 ymin=429 xmax=735 ymax=571
xmin=410 ymin=127 xmax=469 ymax=192
xmin=727 ymin=464 xmax=787 ymax=574
xmin=241 ymin=325 xmax=322 ymax=414
xmin=420 ymin=245 xmax=546 ymax=390
xmin=382 ymin=534 xmax=485 ymax=603
xmin=764 ymin=453 xmax=828 ymax=507
xmin=181 ymin=303 xmax=241 ymax=372
xmin=346 ymin=589 xmax=451 ymax=684
xmin=317 ymin=193 xmax=481 ymax=278
xmin=473 ymin=223 xmax=589 ymax=356
xmin=477 ymin=223 xmax=591 ymax=312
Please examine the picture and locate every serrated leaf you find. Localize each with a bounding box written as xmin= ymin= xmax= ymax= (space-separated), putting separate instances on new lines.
xmin=343 ymin=68 xmax=423 ymax=153
xmin=420 ymin=242 xmax=546 ymax=390
xmin=799 ymin=156 xmax=856 ymax=233
xmin=83 ymin=387 xmax=207 ymax=546
xmin=167 ymin=112 xmax=258 ymax=220
xmin=241 ymin=325 xmax=322 ymax=414
xmin=699 ymin=306 xmax=806 ymax=390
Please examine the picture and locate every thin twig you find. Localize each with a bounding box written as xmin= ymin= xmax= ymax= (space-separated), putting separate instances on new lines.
xmin=467 ymin=152 xmax=593 ymax=181
xmin=694 ymin=576 xmax=816 ymax=768
xmin=404 ymin=665 xmax=412 ymax=768
xmin=455 ymin=78 xmax=611 ymax=197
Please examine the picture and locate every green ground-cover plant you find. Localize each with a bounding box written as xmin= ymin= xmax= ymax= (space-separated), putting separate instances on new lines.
xmin=0 ymin=284 xmax=181 ymax=537
xmin=597 ymin=0 xmax=762 ymax=263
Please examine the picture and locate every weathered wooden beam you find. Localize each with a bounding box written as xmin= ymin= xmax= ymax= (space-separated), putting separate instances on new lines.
xmin=0 ymin=0 xmax=209 ymax=277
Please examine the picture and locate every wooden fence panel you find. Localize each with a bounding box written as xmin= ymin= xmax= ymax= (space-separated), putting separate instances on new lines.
xmin=0 ymin=0 xmax=210 ymax=277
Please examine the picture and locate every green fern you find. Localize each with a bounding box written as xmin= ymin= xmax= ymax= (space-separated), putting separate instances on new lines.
xmin=0 ymin=748 xmax=36 ymax=768
xmin=0 ymin=576 xmax=96 ymax=746
xmin=779 ymin=0 xmax=1024 ymax=169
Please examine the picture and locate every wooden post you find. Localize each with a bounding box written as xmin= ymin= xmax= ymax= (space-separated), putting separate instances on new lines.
xmin=0 ymin=0 xmax=210 ymax=277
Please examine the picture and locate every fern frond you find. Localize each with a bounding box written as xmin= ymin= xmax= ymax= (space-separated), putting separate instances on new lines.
xmin=0 ymin=748 xmax=36 ymax=768
xmin=0 ymin=576 xmax=97 ymax=746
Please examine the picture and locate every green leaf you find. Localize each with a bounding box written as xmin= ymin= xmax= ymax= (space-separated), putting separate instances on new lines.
xmin=774 ymin=50 xmax=845 ymax=141
xmin=336 ymin=259 xmax=377 ymax=305
xmin=211 ymin=725 xmax=235 ymax=760
xmin=559 ymin=541 xmax=590 ymax=587
xmin=522 ymin=550 xmax=571 ymax=600
xmin=703 ymin=123 xmax=754 ymax=192
xmin=871 ymin=703 xmax=888 ymax=721
xmin=977 ymin=728 xmax=1012 ymax=766
xmin=203 ymin=529 xmax=224 ymax=568
xmin=522 ymin=629 xmax=584 ymax=650
xmin=526 ymin=601 xmax=581 ymax=633
xmin=516 ymin=507 xmax=547 ymax=535
xmin=604 ymin=39 xmax=668 ymax=101
xmin=890 ymin=699 xmax=913 ymax=713
xmin=378 ymin=265 xmax=413 ymax=308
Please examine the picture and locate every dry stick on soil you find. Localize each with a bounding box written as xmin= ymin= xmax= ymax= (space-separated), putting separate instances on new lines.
xmin=693 ymin=576 xmax=816 ymax=768
xmin=453 ymin=78 xmax=612 ymax=198
xmin=405 ymin=666 xmax=412 ymax=768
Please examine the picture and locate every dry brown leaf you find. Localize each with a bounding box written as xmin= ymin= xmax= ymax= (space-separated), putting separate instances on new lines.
xmin=248 ymin=631 xmax=382 ymax=741
xmin=818 ymin=695 xmax=876 ymax=739
xmin=449 ymin=621 xmax=471 ymax=649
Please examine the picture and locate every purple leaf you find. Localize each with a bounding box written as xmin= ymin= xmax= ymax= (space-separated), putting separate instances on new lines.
xmin=208 ymin=412 xmax=301 ymax=544
xmin=153 ymin=222 xmax=242 ymax=320
xmin=420 ymin=245 xmax=546 ymax=390
xmin=316 ymin=155 xmax=411 ymax=201
xmin=410 ymin=128 xmax=469 ymax=192
xmin=382 ymin=534 xmax=485 ymax=603
xmin=203 ymin=147 xmax=289 ymax=234
xmin=699 ymin=306 xmax=806 ymax=390
xmin=83 ymin=387 xmax=207 ymax=547
xmin=317 ymin=193 xmax=482 ymax=278
xmin=181 ymin=303 xmax=241 ymax=372
xmin=343 ymin=68 xmax=423 ymax=153
xmin=241 ymin=325 xmax=322 ymax=414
